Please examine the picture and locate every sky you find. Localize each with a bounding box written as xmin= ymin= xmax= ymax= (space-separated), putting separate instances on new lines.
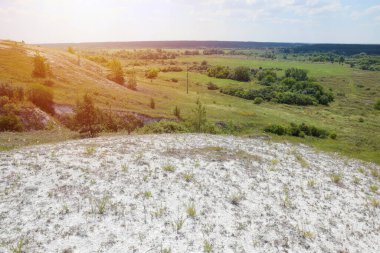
xmin=0 ymin=0 xmax=379 ymax=44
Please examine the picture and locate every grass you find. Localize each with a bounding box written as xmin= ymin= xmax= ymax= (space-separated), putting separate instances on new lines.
xmin=370 ymin=185 xmax=379 ymax=193
xmin=1 ymin=40 xmax=379 ymax=165
xmin=330 ymin=173 xmax=343 ymax=185
xmin=162 ymin=164 xmax=176 ymax=172
xmin=203 ymin=240 xmax=213 ymax=253
xmin=183 ymin=172 xmax=194 ymax=182
xmin=10 ymin=238 xmax=24 ymax=253
xmin=186 ymin=203 xmax=197 ymax=218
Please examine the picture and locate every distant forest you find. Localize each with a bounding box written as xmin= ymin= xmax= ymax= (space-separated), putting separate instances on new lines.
xmin=40 ymin=41 xmax=380 ymax=55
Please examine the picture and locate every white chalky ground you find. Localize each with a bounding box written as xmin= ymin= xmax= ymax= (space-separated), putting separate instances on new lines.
xmin=0 ymin=134 xmax=379 ymax=253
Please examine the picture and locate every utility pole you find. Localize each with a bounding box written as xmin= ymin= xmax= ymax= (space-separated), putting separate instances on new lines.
xmin=186 ymin=64 xmax=189 ymax=94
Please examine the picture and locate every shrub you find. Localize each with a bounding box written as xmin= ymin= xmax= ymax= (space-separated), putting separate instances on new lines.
xmin=0 ymin=113 xmax=23 ymax=131
xmin=277 ymin=92 xmax=317 ymax=106
xmin=161 ymin=66 xmax=183 ymax=72
xmin=0 ymin=83 xmax=24 ymax=101
xmin=74 ymin=94 xmax=100 ymax=137
xmin=207 ymin=82 xmax=219 ymax=90
xmin=264 ymin=124 xmax=288 ymax=135
xmin=285 ymin=68 xmax=308 ymax=81
xmin=232 ymin=66 xmax=251 ymax=82
xmin=207 ymin=65 xmax=230 ymax=79
xmin=190 ymin=98 xmax=207 ymax=132
xmin=138 ymin=120 xmax=189 ymax=134
xmin=150 ymin=98 xmax=155 ymax=109
xmin=173 ymin=106 xmax=181 ymax=118
xmin=108 ymin=59 xmax=124 ymax=85
xmin=28 ymin=86 xmax=54 ymax=114
xmin=375 ymin=99 xmax=380 ymax=110
xmin=265 ymin=122 xmax=330 ymax=139
xmin=32 ymin=53 xmax=48 ymax=78
xmin=145 ymin=68 xmax=159 ymax=82
xmin=171 ymin=78 xmax=178 ymax=83
xmin=253 ymin=97 xmax=263 ymax=104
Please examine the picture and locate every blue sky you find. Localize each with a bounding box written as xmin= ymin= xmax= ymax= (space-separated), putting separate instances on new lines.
xmin=0 ymin=0 xmax=379 ymax=44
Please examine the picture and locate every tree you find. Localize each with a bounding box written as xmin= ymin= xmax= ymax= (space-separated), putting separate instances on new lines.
xmin=145 ymin=68 xmax=159 ymax=82
xmin=108 ymin=59 xmax=124 ymax=85
xmin=127 ymin=71 xmax=137 ymax=90
xmin=32 ymin=53 xmax=47 ymax=78
xmin=191 ymin=98 xmax=207 ymax=132
xmin=173 ymin=106 xmax=181 ymax=119
xmin=338 ymin=56 xmax=345 ymax=65
xmin=150 ymin=98 xmax=155 ymax=109
xmin=233 ymin=66 xmax=251 ymax=82
xmin=74 ymin=94 xmax=100 ymax=137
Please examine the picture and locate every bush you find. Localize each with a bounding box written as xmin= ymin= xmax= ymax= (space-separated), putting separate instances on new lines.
xmin=264 ymin=124 xmax=288 ymax=135
xmin=32 ymin=54 xmax=48 ymax=78
xmin=207 ymin=65 xmax=231 ymax=79
xmin=108 ymin=59 xmax=124 ymax=85
xmin=265 ymin=122 xmax=330 ymax=139
xmin=375 ymin=99 xmax=380 ymax=110
xmin=232 ymin=66 xmax=251 ymax=82
xmin=0 ymin=83 xmax=24 ymax=101
xmin=145 ymin=68 xmax=159 ymax=82
xmin=138 ymin=120 xmax=189 ymax=134
xmin=207 ymin=82 xmax=219 ymax=90
xmin=277 ymin=92 xmax=317 ymax=106
xmin=253 ymin=97 xmax=263 ymax=104
xmin=285 ymin=68 xmax=308 ymax=81
xmin=0 ymin=113 xmax=23 ymax=131
xmin=74 ymin=94 xmax=100 ymax=137
xmin=150 ymin=98 xmax=155 ymax=109
xmin=171 ymin=78 xmax=178 ymax=83
xmin=173 ymin=106 xmax=181 ymax=118
xmin=161 ymin=66 xmax=183 ymax=72
xmin=28 ymin=86 xmax=54 ymax=114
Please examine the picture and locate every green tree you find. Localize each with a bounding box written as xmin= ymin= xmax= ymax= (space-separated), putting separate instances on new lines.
xmin=74 ymin=94 xmax=100 ymax=137
xmin=338 ymin=56 xmax=345 ymax=65
xmin=173 ymin=105 xmax=181 ymax=119
xmin=108 ymin=59 xmax=124 ymax=85
xmin=32 ymin=53 xmax=47 ymax=78
xmin=191 ymin=98 xmax=207 ymax=132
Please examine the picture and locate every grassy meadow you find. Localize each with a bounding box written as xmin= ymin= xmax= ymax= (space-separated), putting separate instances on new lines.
xmin=0 ymin=41 xmax=379 ymax=164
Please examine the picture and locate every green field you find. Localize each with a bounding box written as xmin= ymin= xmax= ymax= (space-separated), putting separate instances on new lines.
xmin=0 ymin=41 xmax=379 ymax=164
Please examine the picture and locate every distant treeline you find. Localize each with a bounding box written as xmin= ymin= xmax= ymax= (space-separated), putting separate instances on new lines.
xmin=40 ymin=41 xmax=380 ymax=55
xmin=287 ymin=44 xmax=380 ymax=56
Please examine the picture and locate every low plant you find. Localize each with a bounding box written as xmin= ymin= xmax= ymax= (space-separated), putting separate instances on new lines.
xmin=162 ymin=164 xmax=176 ymax=173
xmin=370 ymin=185 xmax=379 ymax=193
xmin=183 ymin=172 xmax=194 ymax=182
xmin=203 ymin=240 xmax=213 ymax=253
xmin=10 ymin=238 xmax=24 ymax=253
xmin=330 ymin=173 xmax=343 ymax=185
xmin=186 ymin=203 xmax=196 ymax=218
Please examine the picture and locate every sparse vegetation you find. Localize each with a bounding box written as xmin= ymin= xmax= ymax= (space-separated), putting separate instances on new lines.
xmin=162 ymin=164 xmax=176 ymax=172
xmin=330 ymin=173 xmax=343 ymax=185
